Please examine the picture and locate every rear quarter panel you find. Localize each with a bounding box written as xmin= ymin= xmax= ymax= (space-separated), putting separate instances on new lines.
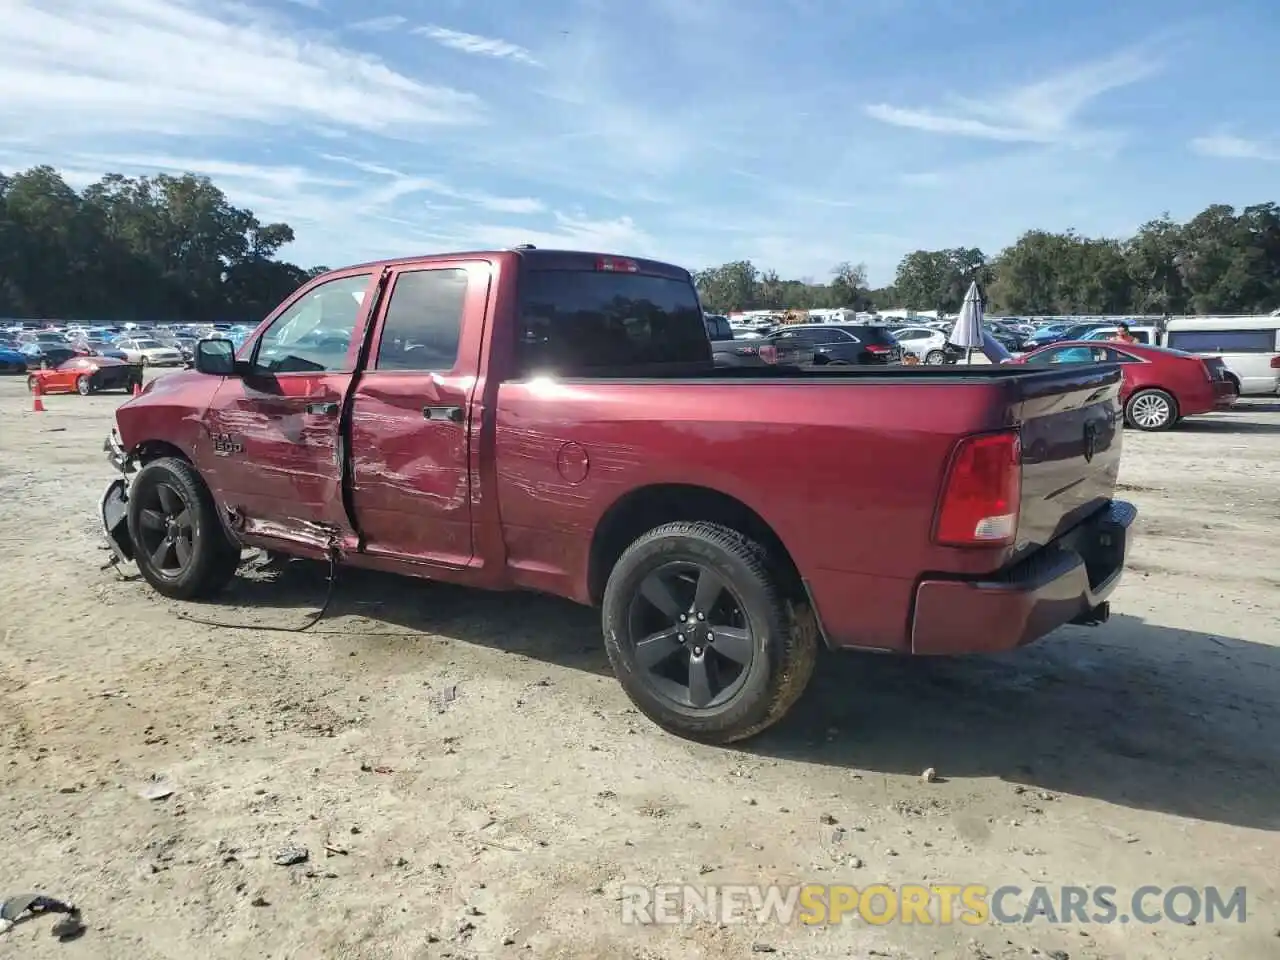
xmin=492 ymin=378 xmax=1022 ymax=650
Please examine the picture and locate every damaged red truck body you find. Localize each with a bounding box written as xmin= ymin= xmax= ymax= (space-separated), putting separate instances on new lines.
xmin=101 ymin=248 xmax=1136 ymax=743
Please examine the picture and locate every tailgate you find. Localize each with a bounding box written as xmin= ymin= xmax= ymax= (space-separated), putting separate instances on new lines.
xmin=1011 ymin=366 xmax=1123 ymax=557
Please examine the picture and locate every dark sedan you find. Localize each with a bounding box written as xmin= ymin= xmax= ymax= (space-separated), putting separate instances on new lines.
xmin=764 ymin=323 xmax=904 ymax=366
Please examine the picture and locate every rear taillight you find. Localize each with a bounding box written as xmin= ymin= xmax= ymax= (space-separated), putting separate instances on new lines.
xmin=934 ymin=431 xmax=1021 ymax=547
xmin=865 ymin=343 xmax=891 ymax=354
xmin=758 ymin=344 xmax=778 ymax=364
xmin=1270 ymin=355 xmax=1280 ymax=369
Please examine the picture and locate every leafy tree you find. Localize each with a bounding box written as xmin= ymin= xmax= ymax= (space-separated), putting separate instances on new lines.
xmin=5 ymin=164 xmax=1278 ymax=321
xmin=1 ymin=165 xmax=316 ymax=323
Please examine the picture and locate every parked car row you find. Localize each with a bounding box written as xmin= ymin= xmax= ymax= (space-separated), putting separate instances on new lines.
xmin=708 ymin=319 xmax=906 ymax=368
xmin=1 ymin=319 xmax=259 ymax=373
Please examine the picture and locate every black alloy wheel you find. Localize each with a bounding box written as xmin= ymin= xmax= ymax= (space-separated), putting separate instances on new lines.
xmin=602 ymin=521 xmax=819 ymax=743
xmin=127 ymin=457 xmax=242 ymax=600
xmin=135 ymin=480 xmax=195 ymax=579
xmin=628 ymin=561 xmax=756 ymax=709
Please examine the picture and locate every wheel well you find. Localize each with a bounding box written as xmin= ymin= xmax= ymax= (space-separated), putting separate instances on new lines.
xmin=587 ymin=484 xmax=803 ymax=606
xmin=133 ymin=440 xmax=190 ymax=465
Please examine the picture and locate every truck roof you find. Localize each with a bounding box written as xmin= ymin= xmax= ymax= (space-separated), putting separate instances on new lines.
xmin=337 ymin=247 xmax=692 ymax=281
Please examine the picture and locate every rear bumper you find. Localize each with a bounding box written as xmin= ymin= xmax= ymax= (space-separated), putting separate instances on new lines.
xmin=910 ymin=499 xmax=1137 ymax=655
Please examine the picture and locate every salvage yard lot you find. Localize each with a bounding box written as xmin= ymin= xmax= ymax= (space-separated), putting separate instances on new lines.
xmin=1 ymin=374 xmax=1278 ymax=960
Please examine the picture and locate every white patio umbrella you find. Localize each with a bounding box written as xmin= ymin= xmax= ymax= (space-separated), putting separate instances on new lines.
xmin=948 ymin=280 xmax=984 ymax=365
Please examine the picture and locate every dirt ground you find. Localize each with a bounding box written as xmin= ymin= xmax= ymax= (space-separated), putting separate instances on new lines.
xmin=1 ymin=372 xmax=1278 ymax=960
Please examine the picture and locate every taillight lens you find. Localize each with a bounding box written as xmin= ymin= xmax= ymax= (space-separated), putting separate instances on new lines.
xmin=934 ymin=431 xmax=1021 ymax=547
xmin=758 ymin=344 xmax=778 ymax=364
xmin=1270 ymin=355 xmax=1280 ymax=369
xmin=865 ymin=343 xmax=891 ymax=354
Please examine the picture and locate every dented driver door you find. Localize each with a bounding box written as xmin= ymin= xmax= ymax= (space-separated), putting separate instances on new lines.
xmin=346 ymin=261 xmax=491 ymax=568
xmin=198 ymin=270 xmax=379 ymax=552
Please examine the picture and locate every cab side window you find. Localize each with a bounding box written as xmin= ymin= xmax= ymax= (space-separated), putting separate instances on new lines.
xmin=253 ymin=274 xmax=372 ymax=374
xmin=374 ymin=268 xmax=469 ymax=372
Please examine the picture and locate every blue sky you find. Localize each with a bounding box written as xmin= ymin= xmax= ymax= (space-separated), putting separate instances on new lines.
xmin=2 ymin=0 xmax=1278 ymax=286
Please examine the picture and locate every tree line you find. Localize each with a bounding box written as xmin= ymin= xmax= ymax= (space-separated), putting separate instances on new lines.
xmin=4 ymin=164 xmax=1278 ymax=322
xmin=0 ymin=165 xmax=325 ymax=324
xmin=695 ymin=203 xmax=1280 ymax=317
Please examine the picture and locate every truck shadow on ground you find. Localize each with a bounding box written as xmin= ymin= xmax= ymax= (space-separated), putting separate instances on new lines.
xmin=745 ymin=614 xmax=1280 ymax=832
xmin=210 ymin=564 xmax=1279 ymax=831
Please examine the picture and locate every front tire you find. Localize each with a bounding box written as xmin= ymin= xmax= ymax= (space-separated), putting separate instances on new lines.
xmin=1125 ymin=388 xmax=1177 ymax=431
xmin=601 ymin=521 xmax=818 ymax=744
xmin=128 ymin=457 xmax=241 ymax=600
xmin=76 ymin=375 xmax=92 ymax=396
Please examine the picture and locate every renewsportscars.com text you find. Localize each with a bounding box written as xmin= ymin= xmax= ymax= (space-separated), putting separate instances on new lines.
xmin=620 ymin=883 xmax=1247 ymax=926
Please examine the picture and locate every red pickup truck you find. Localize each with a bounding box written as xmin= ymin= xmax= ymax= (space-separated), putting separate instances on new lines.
xmin=100 ymin=248 xmax=1136 ymax=743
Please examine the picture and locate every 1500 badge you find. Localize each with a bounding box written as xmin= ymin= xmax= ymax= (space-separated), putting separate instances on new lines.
xmin=211 ymin=432 xmax=244 ymax=456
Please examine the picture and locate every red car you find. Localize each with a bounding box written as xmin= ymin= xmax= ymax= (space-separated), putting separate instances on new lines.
xmin=1009 ymin=340 xmax=1238 ymax=431
xmin=28 ymin=353 xmax=143 ymax=396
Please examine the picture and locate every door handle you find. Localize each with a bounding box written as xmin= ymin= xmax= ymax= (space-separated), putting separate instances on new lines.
xmin=423 ymin=405 xmax=465 ymax=423
xmin=306 ymin=402 xmax=339 ymax=416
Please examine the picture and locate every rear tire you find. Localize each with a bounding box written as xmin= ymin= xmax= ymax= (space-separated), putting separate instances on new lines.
xmin=1125 ymin=388 xmax=1178 ymax=431
xmin=128 ymin=457 xmax=241 ymax=600
xmin=601 ymin=521 xmax=818 ymax=744
xmin=925 ymin=350 xmax=945 ymax=365
xmin=76 ymin=375 xmax=92 ymax=396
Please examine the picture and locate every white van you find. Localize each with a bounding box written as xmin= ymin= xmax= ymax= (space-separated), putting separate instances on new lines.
xmin=1161 ymin=317 xmax=1280 ymax=396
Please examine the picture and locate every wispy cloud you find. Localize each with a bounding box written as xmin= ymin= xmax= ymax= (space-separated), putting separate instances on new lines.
xmin=414 ymin=25 xmax=541 ymax=67
xmin=349 ymin=15 xmax=406 ymax=33
xmin=866 ymin=47 xmax=1161 ymax=146
xmin=1190 ymin=133 xmax=1280 ymax=162
xmin=0 ymin=0 xmax=483 ymax=140
xmin=318 ymin=155 xmax=545 ymax=214
xmin=469 ymin=213 xmax=655 ymax=256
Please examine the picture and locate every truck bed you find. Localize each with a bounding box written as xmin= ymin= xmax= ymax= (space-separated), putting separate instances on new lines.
xmin=494 ymin=361 xmax=1123 ymax=651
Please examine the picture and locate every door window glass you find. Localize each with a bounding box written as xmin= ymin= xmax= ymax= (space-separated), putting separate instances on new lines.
xmin=374 ymin=269 xmax=469 ymax=371
xmin=253 ymin=274 xmax=372 ymax=374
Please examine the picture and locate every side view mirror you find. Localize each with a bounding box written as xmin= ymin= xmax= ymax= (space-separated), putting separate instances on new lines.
xmin=194 ymin=337 xmax=237 ymax=375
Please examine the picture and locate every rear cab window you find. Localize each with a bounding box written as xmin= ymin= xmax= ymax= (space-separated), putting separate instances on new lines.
xmin=515 ymin=255 xmax=709 ymax=376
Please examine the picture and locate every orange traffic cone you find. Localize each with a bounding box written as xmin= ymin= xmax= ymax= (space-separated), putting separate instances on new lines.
xmin=31 ymin=377 xmax=45 ymax=412
xmin=132 ymin=380 xmax=142 ymax=397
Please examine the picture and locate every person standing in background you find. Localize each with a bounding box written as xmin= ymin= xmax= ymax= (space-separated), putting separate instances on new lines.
xmin=1111 ymin=322 xmax=1138 ymax=345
